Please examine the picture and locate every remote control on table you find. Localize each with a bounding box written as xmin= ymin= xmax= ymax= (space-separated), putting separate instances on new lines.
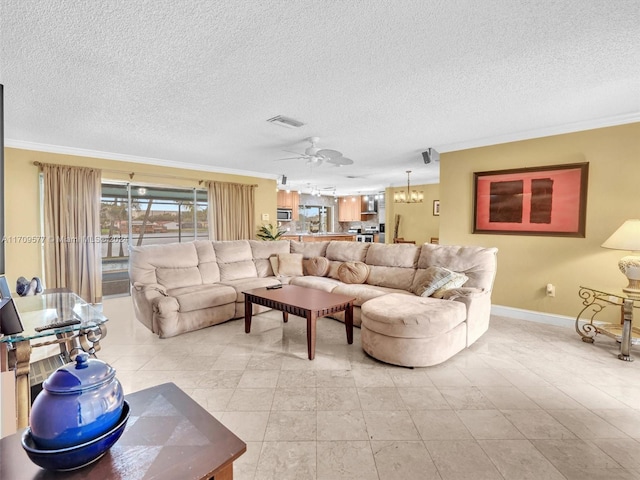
xmin=266 ymin=284 xmax=283 ymax=289
xmin=34 ymin=318 xmax=82 ymax=332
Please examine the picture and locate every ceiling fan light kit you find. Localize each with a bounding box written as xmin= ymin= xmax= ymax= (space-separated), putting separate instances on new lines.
xmin=394 ymin=170 xmax=424 ymax=203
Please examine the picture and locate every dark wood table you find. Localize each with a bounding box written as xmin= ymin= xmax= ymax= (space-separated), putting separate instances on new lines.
xmin=244 ymin=284 xmax=355 ymax=359
xmin=0 ymin=382 xmax=246 ymax=479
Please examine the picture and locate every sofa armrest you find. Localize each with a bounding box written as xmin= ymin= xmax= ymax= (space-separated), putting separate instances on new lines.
xmin=441 ymin=288 xmax=492 ymax=346
xmin=132 ymin=282 xmax=168 ymax=296
xmin=438 ymin=287 xmax=485 ymax=302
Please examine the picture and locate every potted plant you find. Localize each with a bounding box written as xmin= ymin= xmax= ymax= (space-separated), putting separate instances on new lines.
xmin=256 ymin=223 xmax=285 ymax=241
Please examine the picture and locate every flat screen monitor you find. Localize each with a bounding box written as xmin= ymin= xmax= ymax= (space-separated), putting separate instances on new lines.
xmin=0 ymin=297 xmax=24 ymax=335
xmin=0 ymin=275 xmax=10 ymax=298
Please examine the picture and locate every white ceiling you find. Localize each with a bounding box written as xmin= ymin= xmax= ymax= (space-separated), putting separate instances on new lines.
xmin=2 ymin=0 xmax=639 ymax=196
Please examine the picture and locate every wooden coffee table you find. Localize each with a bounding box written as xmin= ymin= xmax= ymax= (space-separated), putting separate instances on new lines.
xmin=243 ymin=285 xmax=355 ymax=360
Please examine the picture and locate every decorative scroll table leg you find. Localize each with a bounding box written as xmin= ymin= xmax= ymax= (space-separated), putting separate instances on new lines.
xmin=618 ymin=299 xmax=634 ymax=362
xmin=77 ymin=325 xmax=107 ymax=358
xmin=9 ymin=340 xmax=32 ymax=429
xmin=575 ymin=288 xmax=603 ymax=343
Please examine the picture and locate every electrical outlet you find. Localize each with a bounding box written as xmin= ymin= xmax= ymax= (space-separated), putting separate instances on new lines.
xmin=546 ymin=283 xmax=556 ymax=297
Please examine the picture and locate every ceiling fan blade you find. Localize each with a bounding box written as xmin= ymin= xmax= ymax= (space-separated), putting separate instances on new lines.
xmin=327 ymin=157 xmax=354 ymax=166
xmin=275 ymin=156 xmax=304 ymax=161
xmin=316 ymin=148 xmax=342 ymax=159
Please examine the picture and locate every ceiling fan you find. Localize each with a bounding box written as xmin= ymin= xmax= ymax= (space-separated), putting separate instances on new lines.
xmin=277 ymin=137 xmax=354 ymax=167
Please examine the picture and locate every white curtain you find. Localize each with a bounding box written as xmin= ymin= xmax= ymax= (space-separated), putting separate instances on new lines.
xmin=42 ymin=164 xmax=102 ymax=303
xmin=207 ymin=181 xmax=255 ymax=240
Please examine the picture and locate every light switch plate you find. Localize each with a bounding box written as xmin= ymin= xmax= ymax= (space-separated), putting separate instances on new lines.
xmin=261 ymin=213 xmax=269 ymax=221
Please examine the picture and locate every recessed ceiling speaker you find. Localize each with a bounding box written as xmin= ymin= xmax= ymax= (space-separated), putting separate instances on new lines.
xmin=422 ymin=148 xmax=440 ymax=164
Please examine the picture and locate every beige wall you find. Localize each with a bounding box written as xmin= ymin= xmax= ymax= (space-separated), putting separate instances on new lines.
xmin=385 ymin=183 xmax=440 ymax=244
xmin=4 ymin=122 xmax=638 ymax=318
xmin=440 ymin=122 xmax=640 ymax=317
xmin=3 ymin=148 xmax=277 ymax=285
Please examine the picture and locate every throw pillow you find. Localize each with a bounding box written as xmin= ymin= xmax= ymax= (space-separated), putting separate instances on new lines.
xmin=337 ymin=261 xmax=370 ymax=284
xmin=276 ymin=253 xmax=304 ymax=277
xmin=412 ymin=266 xmax=454 ymax=297
xmin=304 ymin=256 xmax=330 ymax=277
xmin=431 ymin=271 xmax=469 ymax=298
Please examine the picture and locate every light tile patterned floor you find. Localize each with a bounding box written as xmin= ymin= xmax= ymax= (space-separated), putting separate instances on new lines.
xmin=99 ymin=296 xmax=640 ymax=480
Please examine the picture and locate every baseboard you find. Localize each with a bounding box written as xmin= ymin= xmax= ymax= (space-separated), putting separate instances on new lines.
xmin=491 ymin=304 xmax=576 ymax=329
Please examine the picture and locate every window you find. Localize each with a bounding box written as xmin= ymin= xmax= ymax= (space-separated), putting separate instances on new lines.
xmin=298 ymin=205 xmax=332 ymax=233
xmin=101 ymin=183 xmax=207 ymax=296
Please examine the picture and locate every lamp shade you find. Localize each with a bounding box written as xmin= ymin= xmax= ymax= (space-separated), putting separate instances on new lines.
xmin=601 ymin=220 xmax=640 ymax=252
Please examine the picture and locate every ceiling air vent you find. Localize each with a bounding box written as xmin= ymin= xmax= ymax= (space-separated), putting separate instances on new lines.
xmin=266 ymin=115 xmax=305 ymax=129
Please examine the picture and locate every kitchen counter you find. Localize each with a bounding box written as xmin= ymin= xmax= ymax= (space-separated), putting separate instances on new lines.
xmin=281 ymin=233 xmax=355 ymax=242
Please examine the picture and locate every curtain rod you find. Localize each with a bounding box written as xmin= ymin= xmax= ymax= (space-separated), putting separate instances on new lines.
xmin=32 ymin=161 xmax=258 ymax=187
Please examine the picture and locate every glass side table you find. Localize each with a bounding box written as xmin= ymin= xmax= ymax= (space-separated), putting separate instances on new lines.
xmin=0 ymin=292 xmax=108 ymax=429
xmin=576 ymin=287 xmax=640 ymax=362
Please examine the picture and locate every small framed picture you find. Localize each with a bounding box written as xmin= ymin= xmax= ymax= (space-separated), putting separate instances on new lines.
xmin=433 ymin=200 xmax=440 ymax=216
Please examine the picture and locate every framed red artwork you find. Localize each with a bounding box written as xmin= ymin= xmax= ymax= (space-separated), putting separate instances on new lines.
xmin=473 ymin=163 xmax=589 ymax=237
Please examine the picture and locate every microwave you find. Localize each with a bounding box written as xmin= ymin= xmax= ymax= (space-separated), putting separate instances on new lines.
xmin=277 ymin=209 xmax=293 ymax=221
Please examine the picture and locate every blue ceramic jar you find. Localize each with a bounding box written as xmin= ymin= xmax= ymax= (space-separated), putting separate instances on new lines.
xmin=29 ymin=352 xmax=124 ymax=450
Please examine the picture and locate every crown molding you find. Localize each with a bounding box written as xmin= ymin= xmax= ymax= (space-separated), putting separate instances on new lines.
xmin=437 ymin=112 xmax=640 ymax=153
xmin=4 ymin=139 xmax=279 ymax=180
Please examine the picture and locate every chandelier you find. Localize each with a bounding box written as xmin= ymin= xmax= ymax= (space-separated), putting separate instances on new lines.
xmin=394 ymin=170 xmax=423 ymax=203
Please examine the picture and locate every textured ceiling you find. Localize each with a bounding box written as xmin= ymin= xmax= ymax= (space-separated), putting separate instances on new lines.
xmin=1 ymin=0 xmax=639 ymax=195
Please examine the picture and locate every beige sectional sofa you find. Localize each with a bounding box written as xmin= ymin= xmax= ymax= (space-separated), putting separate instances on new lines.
xmin=129 ymin=239 xmax=497 ymax=366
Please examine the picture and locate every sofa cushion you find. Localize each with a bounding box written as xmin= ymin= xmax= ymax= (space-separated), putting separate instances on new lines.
xmin=417 ymin=244 xmax=498 ymax=290
xmin=325 ymin=241 xmax=370 ymax=262
xmin=289 ymin=275 xmax=342 ymax=292
xmin=304 ymin=256 xmax=330 ymax=277
xmin=249 ymin=240 xmax=291 ymax=277
xmin=411 ymin=266 xmax=455 ymax=297
xmin=194 ymin=240 xmax=221 ymax=283
xmin=166 ymin=284 xmax=237 ymax=312
xmin=156 ymin=266 xmax=203 ymax=290
xmin=276 ymin=253 xmax=304 ymax=276
xmin=132 ymin=242 xmax=203 ymax=290
xmin=290 ymin=240 xmax=330 ymax=258
xmin=361 ymin=293 xmax=466 ymax=338
xmin=219 ymin=277 xmax=281 ymax=302
xmin=363 ymin=243 xmax=420 ymax=290
xmin=129 ymin=242 xmax=200 ymax=288
xmin=437 ymin=287 xmax=484 ymax=300
xmin=365 ymin=243 xmax=420 ymax=268
xmin=338 ymin=261 xmax=370 ymax=284
xmin=332 ymin=283 xmax=410 ymax=307
xmin=213 ymin=240 xmax=258 ymax=281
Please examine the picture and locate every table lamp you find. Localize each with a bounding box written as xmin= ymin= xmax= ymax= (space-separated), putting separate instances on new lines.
xmin=601 ymin=219 xmax=640 ymax=294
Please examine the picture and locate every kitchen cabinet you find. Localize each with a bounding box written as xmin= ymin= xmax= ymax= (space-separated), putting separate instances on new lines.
xmin=277 ymin=190 xmax=299 ymax=220
xmin=338 ymin=196 xmax=361 ymax=222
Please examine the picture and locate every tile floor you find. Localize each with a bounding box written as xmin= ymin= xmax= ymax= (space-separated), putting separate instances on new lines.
xmin=96 ymin=296 xmax=640 ymax=480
